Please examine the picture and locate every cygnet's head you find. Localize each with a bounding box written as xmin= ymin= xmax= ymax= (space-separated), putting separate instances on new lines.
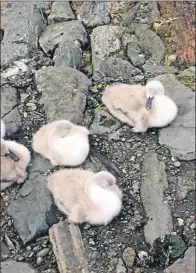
xmin=70 ymin=124 xmax=89 ymax=136
xmin=94 ymin=171 xmax=116 ymax=188
xmin=145 ymin=80 xmax=165 ymax=98
xmin=53 ymin=120 xmax=73 ymax=138
xmin=1 ymin=139 xmax=9 ymax=155
xmin=145 ymin=80 xmax=165 ymax=110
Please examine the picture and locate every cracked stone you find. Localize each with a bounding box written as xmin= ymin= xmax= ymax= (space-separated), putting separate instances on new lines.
xmin=127 ymin=40 xmax=145 ymax=67
xmin=53 ymin=40 xmax=83 ymax=70
xmin=1 ymin=260 xmax=38 ymax=273
xmin=91 ymin=25 xmax=126 ymax=71
xmin=88 ymin=108 xmax=121 ymax=134
xmin=140 ymin=151 xmax=173 ymax=245
xmin=48 ymin=1 xmax=75 ymax=23
xmin=39 ymin=20 xmax=88 ymax=55
xmin=153 ymin=74 xmax=195 ymax=160
xmin=35 ymin=66 xmax=91 ymax=124
xmin=164 ymin=247 xmax=195 ymax=273
xmin=49 ymin=220 xmax=89 ymax=273
xmin=99 ymin=57 xmax=140 ymax=79
xmin=135 ymin=24 xmax=166 ymax=64
xmin=1 ymin=85 xmax=21 ymax=134
xmin=142 ymin=64 xmax=175 ymax=76
xmin=8 ymin=172 xmax=58 ymax=243
xmin=77 ymin=1 xmax=110 ymax=28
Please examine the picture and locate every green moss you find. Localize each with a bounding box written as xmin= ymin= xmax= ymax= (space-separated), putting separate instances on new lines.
xmin=178 ymin=76 xmax=195 ymax=90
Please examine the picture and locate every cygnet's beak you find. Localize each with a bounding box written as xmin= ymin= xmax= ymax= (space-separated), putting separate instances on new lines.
xmin=146 ymin=96 xmax=154 ymax=110
xmin=6 ymin=151 xmax=20 ymax=162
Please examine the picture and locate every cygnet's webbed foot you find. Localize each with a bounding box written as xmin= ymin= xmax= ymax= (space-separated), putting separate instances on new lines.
xmin=146 ymin=97 xmax=154 ymax=110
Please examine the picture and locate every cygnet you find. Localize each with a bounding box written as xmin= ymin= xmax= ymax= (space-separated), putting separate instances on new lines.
xmin=32 ymin=120 xmax=90 ymax=166
xmin=102 ymin=80 xmax=177 ymax=132
xmin=47 ymin=169 xmax=122 ymax=225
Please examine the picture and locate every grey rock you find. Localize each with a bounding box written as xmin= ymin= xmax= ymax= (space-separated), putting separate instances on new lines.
xmin=1 ymin=2 xmax=32 ymax=64
xmin=1 ymin=85 xmax=21 ymax=134
xmin=140 ymin=151 xmax=173 ymax=245
xmin=35 ymin=66 xmax=91 ymax=124
xmin=142 ymin=64 xmax=175 ymax=76
xmin=121 ymin=3 xmax=141 ymax=26
xmin=1 ymin=242 xmax=9 ymax=260
xmin=39 ymin=20 xmax=88 ymax=54
xmin=99 ymin=57 xmax=140 ymax=79
xmin=116 ymin=258 xmax=127 ymax=273
xmin=53 ymin=40 xmax=83 ymax=69
xmin=168 ymin=235 xmax=187 ymax=259
xmin=135 ymin=24 xmax=166 ymax=64
xmin=37 ymin=248 xmax=50 ymax=257
xmin=153 ymin=74 xmax=195 ymax=160
xmin=78 ymin=1 xmax=110 ymax=28
xmin=1 ymin=260 xmax=38 ymax=273
xmin=28 ymin=5 xmax=45 ymax=50
xmin=48 ymin=1 xmax=75 ymax=23
xmin=8 ymin=172 xmax=58 ymax=243
xmin=127 ymin=41 xmax=145 ymax=67
xmin=29 ymin=153 xmax=52 ymax=174
xmin=178 ymin=66 xmax=195 ymax=78
xmin=49 ymin=220 xmax=89 ymax=273
xmin=91 ymin=26 xmax=126 ymax=71
xmin=147 ymin=2 xmax=160 ymax=25
xmin=89 ymin=108 xmax=121 ymax=134
xmin=164 ymin=246 xmax=195 ymax=273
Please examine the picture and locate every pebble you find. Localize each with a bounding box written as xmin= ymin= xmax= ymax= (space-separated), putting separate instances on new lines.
xmin=26 ymin=246 xmax=31 ymax=251
xmin=174 ymin=161 xmax=181 ymax=167
xmin=122 ymin=247 xmax=136 ymax=267
xmin=121 ymin=138 xmax=126 ymax=142
xmin=138 ymin=251 xmax=148 ymax=260
xmin=190 ymin=223 xmax=195 ymax=229
xmin=36 ymin=256 xmax=43 ymax=265
xmin=37 ymin=248 xmax=50 ymax=257
xmin=26 ymin=102 xmax=37 ymax=111
xmin=177 ymin=218 xmax=184 ymax=226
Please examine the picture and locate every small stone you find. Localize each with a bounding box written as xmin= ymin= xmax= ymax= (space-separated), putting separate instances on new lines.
xmin=116 ymin=258 xmax=126 ymax=273
xmin=37 ymin=248 xmax=50 ymax=257
xmin=190 ymin=223 xmax=195 ymax=229
xmin=122 ymin=247 xmax=136 ymax=268
xmin=177 ymin=218 xmax=184 ymax=226
xmin=121 ymin=138 xmax=126 ymax=142
xmin=26 ymin=102 xmax=37 ymax=111
xmin=48 ymin=1 xmax=75 ymax=23
xmin=36 ymin=257 xmax=43 ymax=265
xmin=174 ymin=161 xmax=181 ymax=167
xmin=127 ymin=41 xmax=145 ymax=67
xmin=27 ymin=246 xmax=31 ymax=251
xmin=138 ymin=251 xmax=148 ymax=260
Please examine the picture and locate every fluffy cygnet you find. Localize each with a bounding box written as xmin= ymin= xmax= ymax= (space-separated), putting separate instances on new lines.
xmin=1 ymin=139 xmax=31 ymax=190
xmin=32 ymin=120 xmax=90 ymax=166
xmin=1 ymin=119 xmax=5 ymax=138
xmin=102 ymin=80 xmax=178 ymax=133
xmin=48 ymin=169 xmax=122 ymax=225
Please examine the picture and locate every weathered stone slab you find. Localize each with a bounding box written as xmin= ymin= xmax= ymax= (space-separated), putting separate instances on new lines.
xmin=77 ymin=1 xmax=110 ymax=28
xmin=8 ymin=172 xmax=58 ymax=244
xmin=1 ymin=85 xmax=21 ymax=134
xmin=88 ymin=108 xmax=121 ymax=134
xmin=39 ymin=20 xmax=88 ymax=54
xmin=53 ymin=40 xmax=83 ymax=70
xmin=91 ymin=25 xmax=126 ymax=71
xmin=1 ymin=260 xmax=38 ymax=273
xmin=48 ymin=1 xmax=75 ymax=23
xmin=142 ymin=64 xmax=175 ymax=76
xmin=153 ymin=74 xmax=195 ymax=160
xmin=140 ymin=151 xmax=173 ymax=245
xmin=99 ymin=57 xmax=140 ymax=79
xmin=135 ymin=24 xmax=166 ymax=64
xmin=49 ymin=220 xmax=89 ymax=273
xmin=35 ymin=66 xmax=91 ymax=124
xmin=164 ymin=246 xmax=195 ymax=273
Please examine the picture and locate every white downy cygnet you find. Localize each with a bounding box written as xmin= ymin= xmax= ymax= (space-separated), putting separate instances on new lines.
xmin=102 ymin=80 xmax=178 ymax=133
xmin=1 ymin=119 xmax=5 ymax=138
xmin=47 ymin=169 xmax=123 ymax=225
xmin=32 ymin=120 xmax=90 ymax=166
xmin=1 ymin=138 xmax=31 ymax=190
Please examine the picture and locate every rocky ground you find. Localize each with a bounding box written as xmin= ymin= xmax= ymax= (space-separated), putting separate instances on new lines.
xmin=1 ymin=2 xmax=195 ymax=273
